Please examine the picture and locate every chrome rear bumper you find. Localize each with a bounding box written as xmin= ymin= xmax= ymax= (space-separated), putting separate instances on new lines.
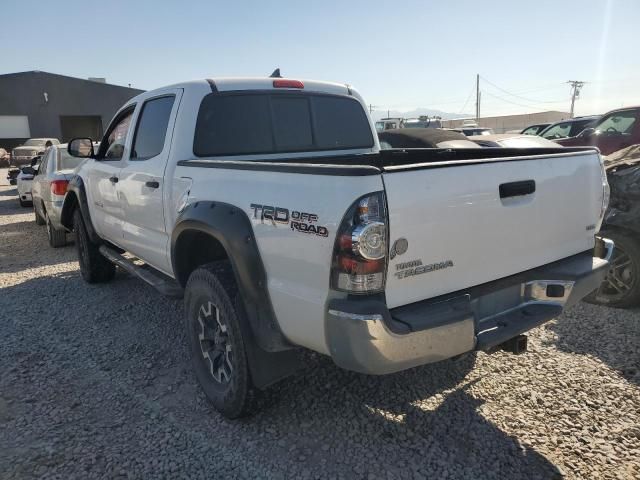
xmin=326 ymin=241 xmax=613 ymax=375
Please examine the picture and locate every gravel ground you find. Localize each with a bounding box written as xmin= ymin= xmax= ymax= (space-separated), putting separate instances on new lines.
xmin=1 ymin=168 xmax=639 ymax=480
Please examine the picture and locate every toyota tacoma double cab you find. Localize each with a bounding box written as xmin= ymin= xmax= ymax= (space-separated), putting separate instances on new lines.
xmin=61 ymin=75 xmax=613 ymax=418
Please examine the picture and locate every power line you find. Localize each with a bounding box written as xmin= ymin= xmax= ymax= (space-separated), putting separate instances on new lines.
xmin=480 ymin=76 xmax=566 ymax=104
xmin=481 ymin=90 xmax=561 ymax=110
xmin=459 ymin=83 xmax=475 ymax=114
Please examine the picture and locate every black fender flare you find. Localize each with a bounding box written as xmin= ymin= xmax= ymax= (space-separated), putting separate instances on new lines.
xmin=171 ymin=201 xmax=292 ymax=353
xmin=60 ymin=175 xmax=100 ymax=243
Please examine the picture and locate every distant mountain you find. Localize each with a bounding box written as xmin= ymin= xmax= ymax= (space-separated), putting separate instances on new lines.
xmin=371 ymin=108 xmax=472 ymax=121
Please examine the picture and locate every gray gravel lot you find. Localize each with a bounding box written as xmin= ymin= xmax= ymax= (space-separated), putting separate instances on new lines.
xmin=0 ymin=168 xmax=639 ymax=479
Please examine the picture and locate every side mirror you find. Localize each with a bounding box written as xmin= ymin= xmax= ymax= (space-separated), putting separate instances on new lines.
xmin=68 ymin=138 xmax=95 ymax=158
xmin=578 ymin=127 xmax=595 ymax=138
xmin=30 ymin=156 xmax=40 ymax=166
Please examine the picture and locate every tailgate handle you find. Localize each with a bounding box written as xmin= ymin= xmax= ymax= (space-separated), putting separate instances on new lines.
xmin=499 ymin=180 xmax=535 ymax=198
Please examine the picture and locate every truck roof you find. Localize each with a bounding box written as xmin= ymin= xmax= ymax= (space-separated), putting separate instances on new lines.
xmin=134 ymin=77 xmax=354 ymax=100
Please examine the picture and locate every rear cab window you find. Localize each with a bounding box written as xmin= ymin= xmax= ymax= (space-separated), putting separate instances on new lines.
xmin=193 ymin=92 xmax=373 ymax=157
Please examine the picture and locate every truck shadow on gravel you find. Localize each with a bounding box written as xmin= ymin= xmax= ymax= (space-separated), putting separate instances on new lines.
xmin=549 ymin=302 xmax=640 ymax=385
xmin=259 ymin=353 xmax=563 ymax=479
xmin=1 ymin=272 xmax=563 ymax=479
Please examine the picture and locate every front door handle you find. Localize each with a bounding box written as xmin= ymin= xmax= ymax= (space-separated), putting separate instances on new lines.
xmin=145 ymin=180 xmax=160 ymax=189
xmin=109 ymin=176 xmax=119 ymax=184
xmin=499 ymin=180 xmax=535 ymax=199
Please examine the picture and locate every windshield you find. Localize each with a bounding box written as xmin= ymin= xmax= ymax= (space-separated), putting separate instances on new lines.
xmin=57 ymin=148 xmax=85 ymax=170
xmin=595 ymin=110 xmax=638 ymax=135
xmin=23 ymin=139 xmax=47 ymax=146
xmin=541 ymin=122 xmax=572 ymax=139
xmin=522 ymin=125 xmax=546 ymax=135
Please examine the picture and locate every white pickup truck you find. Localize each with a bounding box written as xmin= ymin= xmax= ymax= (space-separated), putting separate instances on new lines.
xmin=61 ymin=75 xmax=613 ymax=418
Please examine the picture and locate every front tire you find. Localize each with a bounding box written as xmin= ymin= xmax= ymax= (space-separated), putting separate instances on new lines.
xmin=19 ymin=197 xmax=31 ymax=208
xmin=184 ymin=261 xmax=256 ymax=418
xmin=46 ymin=214 xmax=67 ymax=248
xmin=73 ymin=209 xmax=115 ymax=283
xmin=585 ymin=230 xmax=640 ymax=308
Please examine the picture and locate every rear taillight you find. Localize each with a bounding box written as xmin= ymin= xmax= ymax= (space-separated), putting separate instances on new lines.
xmin=273 ymin=79 xmax=304 ymax=89
xmin=331 ymin=192 xmax=388 ymax=294
xmin=51 ymin=179 xmax=69 ymax=196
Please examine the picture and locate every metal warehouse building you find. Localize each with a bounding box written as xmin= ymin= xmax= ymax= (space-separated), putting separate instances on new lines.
xmin=0 ymin=71 xmax=143 ymax=150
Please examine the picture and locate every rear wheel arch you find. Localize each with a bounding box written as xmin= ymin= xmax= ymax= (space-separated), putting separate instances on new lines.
xmin=173 ymin=229 xmax=230 ymax=287
xmin=61 ymin=175 xmax=99 ymax=242
xmin=171 ymin=201 xmax=292 ymax=354
xmin=60 ymin=190 xmax=78 ymax=230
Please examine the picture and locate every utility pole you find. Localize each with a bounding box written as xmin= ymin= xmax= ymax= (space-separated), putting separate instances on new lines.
xmin=475 ymin=73 xmax=480 ymax=122
xmin=567 ymin=80 xmax=586 ymax=118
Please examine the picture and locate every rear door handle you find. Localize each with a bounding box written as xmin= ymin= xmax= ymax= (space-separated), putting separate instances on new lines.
xmin=109 ymin=176 xmax=118 ymax=184
xmin=499 ymin=180 xmax=535 ymax=199
xmin=145 ymin=180 xmax=160 ymax=189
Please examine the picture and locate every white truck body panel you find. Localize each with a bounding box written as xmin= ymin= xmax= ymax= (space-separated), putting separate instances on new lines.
xmin=181 ymin=167 xmax=383 ymax=353
xmin=383 ymin=151 xmax=604 ymax=308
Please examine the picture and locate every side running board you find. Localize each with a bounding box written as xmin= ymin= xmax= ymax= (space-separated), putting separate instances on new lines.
xmin=98 ymin=245 xmax=183 ymax=298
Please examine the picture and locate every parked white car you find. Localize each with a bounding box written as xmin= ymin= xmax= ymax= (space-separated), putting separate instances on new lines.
xmin=16 ymin=160 xmax=40 ymax=206
xmin=468 ymin=134 xmax=561 ymax=148
xmin=31 ymin=144 xmax=86 ymax=247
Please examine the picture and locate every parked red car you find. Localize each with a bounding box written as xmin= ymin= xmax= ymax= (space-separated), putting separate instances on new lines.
xmin=556 ymin=106 xmax=640 ymax=155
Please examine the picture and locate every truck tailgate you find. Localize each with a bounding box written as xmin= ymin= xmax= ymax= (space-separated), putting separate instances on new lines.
xmin=383 ymin=150 xmax=604 ymax=308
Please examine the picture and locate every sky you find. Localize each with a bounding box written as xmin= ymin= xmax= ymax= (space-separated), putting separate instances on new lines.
xmin=2 ymin=0 xmax=639 ymax=118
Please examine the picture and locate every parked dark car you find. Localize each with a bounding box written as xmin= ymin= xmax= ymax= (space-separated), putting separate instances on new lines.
xmin=586 ymin=145 xmax=640 ymax=307
xmin=378 ymin=128 xmax=478 ymax=149
xmin=521 ymin=123 xmax=551 ymax=136
xmin=556 ymin=107 xmax=639 ymax=155
xmin=539 ymin=115 xmax=601 ymax=141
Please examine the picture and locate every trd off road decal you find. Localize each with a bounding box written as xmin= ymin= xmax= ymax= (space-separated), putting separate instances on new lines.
xmin=250 ymin=203 xmax=329 ymax=237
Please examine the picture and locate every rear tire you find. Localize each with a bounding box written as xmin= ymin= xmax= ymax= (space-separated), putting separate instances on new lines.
xmin=585 ymin=230 xmax=640 ymax=308
xmin=46 ymin=214 xmax=67 ymax=248
xmin=19 ymin=197 xmax=31 ymax=208
xmin=73 ymin=209 xmax=115 ymax=283
xmin=184 ymin=261 xmax=256 ymax=418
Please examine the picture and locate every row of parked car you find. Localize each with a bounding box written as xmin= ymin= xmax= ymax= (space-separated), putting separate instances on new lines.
xmin=7 ymin=142 xmax=92 ymax=247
